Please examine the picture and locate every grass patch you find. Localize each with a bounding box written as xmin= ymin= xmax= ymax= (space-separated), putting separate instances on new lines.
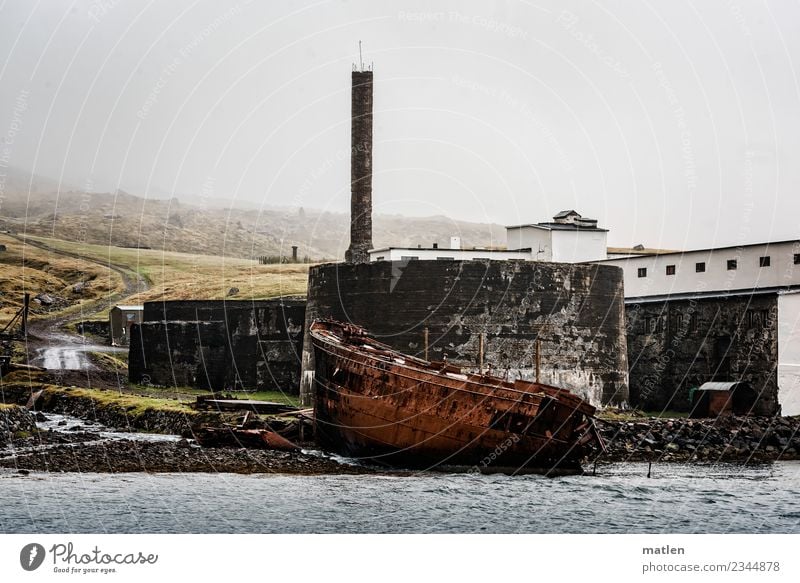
xmin=130 ymin=384 xmax=300 ymax=407
xmin=598 ymin=408 xmax=689 ymax=421
xmin=55 ymin=385 xmax=191 ymax=416
xmin=89 ymin=351 xmax=129 ymax=371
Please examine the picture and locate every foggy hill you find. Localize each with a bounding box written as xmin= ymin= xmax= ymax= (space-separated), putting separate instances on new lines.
xmin=0 ymin=169 xmax=505 ymax=260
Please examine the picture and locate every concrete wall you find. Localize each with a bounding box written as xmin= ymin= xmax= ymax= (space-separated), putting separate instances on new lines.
xmin=506 ymin=226 xmax=553 ymax=261
xmin=778 ymin=292 xmax=800 ymax=416
xmin=129 ymin=299 xmax=305 ymax=393
xmin=551 ymin=229 xmax=608 ymax=263
xmin=625 ymin=294 xmax=779 ymax=415
xmin=602 ymin=240 xmax=800 ymax=299
xmin=301 ymin=260 xmax=629 ymax=407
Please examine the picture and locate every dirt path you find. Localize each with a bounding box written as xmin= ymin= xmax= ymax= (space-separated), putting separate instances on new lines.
xmin=8 ymin=234 xmax=149 ymax=370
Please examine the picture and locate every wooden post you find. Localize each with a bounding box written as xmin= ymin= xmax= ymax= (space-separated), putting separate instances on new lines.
xmin=21 ymin=293 xmax=30 ymax=336
xmin=478 ymin=333 xmax=485 ymax=374
xmin=535 ymin=338 xmax=541 ymax=384
xmin=423 ymin=327 xmax=429 ymax=361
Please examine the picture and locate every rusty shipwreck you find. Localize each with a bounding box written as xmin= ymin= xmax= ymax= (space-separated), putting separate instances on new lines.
xmin=310 ymin=319 xmax=604 ymax=473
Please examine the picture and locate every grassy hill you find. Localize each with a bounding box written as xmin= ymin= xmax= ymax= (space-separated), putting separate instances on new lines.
xmin=0 ymin=233 xmax=124 ymax=323
xmin=0 ymin=169 xmax=505 ymax=260
xmin=23 ymin=235 xmax=310 ymax=312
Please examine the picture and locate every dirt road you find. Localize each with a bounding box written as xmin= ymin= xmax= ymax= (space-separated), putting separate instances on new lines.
xmin=8 ymin=234 xmax=149 ymax=370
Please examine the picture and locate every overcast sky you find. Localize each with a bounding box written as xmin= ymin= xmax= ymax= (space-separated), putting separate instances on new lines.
xmin=1 ymin=0 xmax=799 ymax=250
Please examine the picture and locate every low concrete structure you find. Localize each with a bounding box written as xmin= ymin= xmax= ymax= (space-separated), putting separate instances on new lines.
xmin=128 ymin=299 xmax=305 ymax=393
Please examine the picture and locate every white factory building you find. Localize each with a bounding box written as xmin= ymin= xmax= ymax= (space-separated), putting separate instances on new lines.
xmin=369 ymin=210 xmax=608 ymax=263
xmin=600 ymin=239 xmax=800 ymax=416
xmin=368 ymin=209 xmax=800 ymax=415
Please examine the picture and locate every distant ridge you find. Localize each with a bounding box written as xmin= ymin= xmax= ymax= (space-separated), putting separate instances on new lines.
xmin=0 ymin=170 xmax=505 ymax=260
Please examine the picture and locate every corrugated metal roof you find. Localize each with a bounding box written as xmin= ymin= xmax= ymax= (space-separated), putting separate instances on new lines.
xmin=113 ymin=305 xmax=144 ymax=311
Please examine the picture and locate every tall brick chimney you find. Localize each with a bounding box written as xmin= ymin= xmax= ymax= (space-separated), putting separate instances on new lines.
xmin=345 ymin=69 xmax=373 ymax=264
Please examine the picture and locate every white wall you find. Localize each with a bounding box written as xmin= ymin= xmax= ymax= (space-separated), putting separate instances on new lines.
xmin=370 ymin=248 xmax=532 ymax=262
xmin=778 ymin=292 xmax=800 ymax=416
xmin=505 ymin=226 xmax=552 ymax=260
xmin=551 ymin=229 xmax=608 ymax=263
xmin=601 ymin=241 xmax=800 ymax=298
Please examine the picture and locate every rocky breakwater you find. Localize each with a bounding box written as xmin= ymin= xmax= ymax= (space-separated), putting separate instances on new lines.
xmin=0 ymin=405 xmax=37 ymax=444
xmin=597 ymin=415 xmax=800 ymax=463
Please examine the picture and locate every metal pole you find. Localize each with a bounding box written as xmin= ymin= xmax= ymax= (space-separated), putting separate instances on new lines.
xmin=423 ymin=327 xmax=429 ymax=361
xmin=535 ymin=338 xmax=541 ymax=383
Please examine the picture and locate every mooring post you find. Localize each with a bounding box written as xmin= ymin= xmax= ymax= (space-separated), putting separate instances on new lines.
xmin=647 ymin=461 xmax=652 ymax=478
xmin=478 ymin=333 xmax=484 ymax=373
xmin=535 ymin=338 xmax=541 ymax=383
xmin=423 ymin=326 xmax=429 ymax=361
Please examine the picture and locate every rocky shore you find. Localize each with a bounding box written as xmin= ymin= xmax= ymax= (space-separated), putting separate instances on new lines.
xmin=596 ymin=415 xmax=800 ymax=463
xmin=0 ymin=405 xmax=37 ymax=444
xmin=0 ymin=439 xmax=372 ymax=475
xmin=4 ymin=394 xmax=800 ymax=474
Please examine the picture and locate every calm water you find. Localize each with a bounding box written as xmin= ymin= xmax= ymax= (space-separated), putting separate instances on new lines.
xmin=2 ymin=462 xmax=799 ymax=533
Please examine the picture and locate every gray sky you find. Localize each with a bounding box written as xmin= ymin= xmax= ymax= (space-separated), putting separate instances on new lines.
xmin=1 ymin=0 xmax=799 ymax=250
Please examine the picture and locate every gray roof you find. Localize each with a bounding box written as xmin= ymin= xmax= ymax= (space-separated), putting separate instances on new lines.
xmin=553 ymin=209 xmax=579 ymax=218
xmin=505 ymin=223 xmax=608 ymax=232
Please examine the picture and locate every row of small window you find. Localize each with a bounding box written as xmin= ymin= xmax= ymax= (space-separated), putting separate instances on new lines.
xmin=637 ymin=253 xmax=800 ymax=278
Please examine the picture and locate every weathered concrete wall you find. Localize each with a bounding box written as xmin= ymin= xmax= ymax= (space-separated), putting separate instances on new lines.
xmin=129 ymin=299 xmax=305 ymax=393
xmin=626 ymin=294 xmax=779 ymax=415
xmin=301 ymin=260 xmax=629 ymax=407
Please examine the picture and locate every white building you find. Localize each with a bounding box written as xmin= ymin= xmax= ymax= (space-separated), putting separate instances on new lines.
xmin=505 ymin=210 xmax=608 ymax=263
xmin=368 ymin=210 xmax=608 ymax=263
xmin=601 ymin=239 xmax=800 ymax=416
xmin=598 ymin=240 xmax=800 ymax=300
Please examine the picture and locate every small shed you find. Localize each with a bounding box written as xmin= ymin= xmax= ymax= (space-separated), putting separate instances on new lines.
xmin=689 ymin=381 xmax=758 ymax=418
xmin=108 ymin=305 xmax=143 ymax=346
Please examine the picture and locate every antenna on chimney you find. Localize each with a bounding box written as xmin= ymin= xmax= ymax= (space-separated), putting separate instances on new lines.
xmin=359 ymin=40 xmax=363 ymax=71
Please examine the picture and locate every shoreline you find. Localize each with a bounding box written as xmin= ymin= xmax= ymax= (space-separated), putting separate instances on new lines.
xmin=3 ymin=374 xmax=800 ymax=475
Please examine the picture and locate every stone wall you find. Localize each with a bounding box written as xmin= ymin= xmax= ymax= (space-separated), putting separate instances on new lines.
xmin=625 ymin=294 xmax=779 ymax=415
xmin=128 ymin=299 xmax=306 ymax=393
xmin=0 ymin=405 xmax=36 ymax=444
xmin=301 ymin=260 xmax=629 ymax=407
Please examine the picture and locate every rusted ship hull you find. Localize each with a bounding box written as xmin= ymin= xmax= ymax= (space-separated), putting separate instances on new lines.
xmin=310 ymin=320 xmax=602 ymax=473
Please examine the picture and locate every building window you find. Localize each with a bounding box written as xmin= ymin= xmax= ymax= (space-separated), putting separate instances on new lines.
xmin=400 ymin=256 xmax=419 ymax=261
xmin=666 ymin=265 xmax=676 ymax=276
xmin=637 ymin=267 xmax=647 ymax=278
xmin=795 ymin=254 xmax=800 ymax=265
xmin=696 ymin=262 xmax=706 ymax=273
xmin=759 ymin=256 xmax=771 ymax=267
xmin=436 ymin=256 xmax=454 ymax=261
xmin=727 ymin=259 xmax=737 ymax=270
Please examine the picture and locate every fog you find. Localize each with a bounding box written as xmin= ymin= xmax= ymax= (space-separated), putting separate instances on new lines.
xmin=1 ymin=0 xmax=799 ymax=249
